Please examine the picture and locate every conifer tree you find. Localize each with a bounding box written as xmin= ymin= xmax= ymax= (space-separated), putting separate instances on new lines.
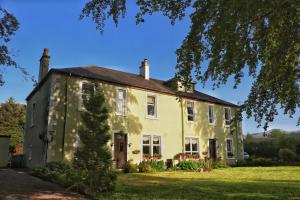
xmin=73 ymin=84 xmax=116 ymax=193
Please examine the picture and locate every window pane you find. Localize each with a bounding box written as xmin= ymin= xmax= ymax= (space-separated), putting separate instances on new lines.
xmin=147 ymin=96 xmax=155 ymax=104
xmin=192 ymin=138 xmax=198 ymax=152
xmin=153 ymin=136 xmax=160 ymax=145
xmin=153 ymin=146 xmax=160 ymax=155
xmin=227 ymin=140 xmax=232 ymax=152
xmin=147 ymin=105 xmax=155 ymax=116
xmin=118 ymin=90 xmax=125 ymax=99
xmin=143 ymin=146 xmax=150 ymax=155
xmin=185 ymin=138 xmax=191 ymax=151
xmin=143 ymin=136 xmax=150 ymax=144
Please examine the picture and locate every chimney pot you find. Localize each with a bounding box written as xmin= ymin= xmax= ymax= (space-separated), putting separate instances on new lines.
xmin=38 ymin=48 xmax=50 ymax=82
xmin=140 ymin=58 xmax=150 ymax=80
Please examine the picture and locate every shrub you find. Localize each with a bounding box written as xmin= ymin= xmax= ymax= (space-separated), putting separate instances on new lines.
xmin=176 ymin=161 xmax=201 ymax=171
xmin=279 ymin=148 xmax=297 ymax=162
xmin=31 ymin=161 xmax=74 ymax=186
xmin=253 ymin=157 xmax=273 ymax=166
xmin=138 ymin=161 xmax=152 ymax=173
xmin=147 ymin=160 xmax=165 ymax=172
xmin=123 ymin=162 xmax=139 ymax=173
xmin=212 ymin=160 xmax=229 ymax=169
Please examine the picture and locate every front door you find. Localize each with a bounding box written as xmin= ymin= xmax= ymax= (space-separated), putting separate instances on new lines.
xmin=114 ymin=133 xmax=127 ymax=168
xmin=209 ymin=139 xmax=217 ymax=160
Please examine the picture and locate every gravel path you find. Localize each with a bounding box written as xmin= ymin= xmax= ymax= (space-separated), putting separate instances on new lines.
xmin=0 ymin=169 xmax=88 ymax=200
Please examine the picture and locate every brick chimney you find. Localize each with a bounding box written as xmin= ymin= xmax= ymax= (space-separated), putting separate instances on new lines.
xmin=38 ymin=48 xmax=50 ymax=82
xmin=140 ymin=58 xmax=150 ymax=80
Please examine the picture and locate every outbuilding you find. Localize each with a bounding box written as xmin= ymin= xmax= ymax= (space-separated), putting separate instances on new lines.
xmin=0 ymin=135 xmax=10 ymax=167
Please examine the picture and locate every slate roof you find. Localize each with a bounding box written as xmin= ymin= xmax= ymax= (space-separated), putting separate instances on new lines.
xmin=26 ymin=66 xmax=238 ymax=107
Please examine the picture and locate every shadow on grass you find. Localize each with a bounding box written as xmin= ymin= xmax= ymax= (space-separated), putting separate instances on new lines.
xmin=101 ymin=173 xmax=300 ymax=200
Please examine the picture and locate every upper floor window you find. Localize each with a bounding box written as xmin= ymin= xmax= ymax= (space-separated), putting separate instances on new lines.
xmin=208 ymin=105 xmax=215 ymax=124
xmin=224 ymin=107 xmax=231 ymax=126
xmin=187 ymin=101 xmax=195 ymax=122
xmin=116 ymin=89 xmax=127 ymax=115
xmin=147 ymin=95 xmax=157 ymax=118
xmin=30 ymin=103 xmax=36 ymax=127
xmin=80 ymin=82 xmax=95 ymax=109
xmin=185 ymin=137 xmax=199 ymax=154
xmin=226 ymin=139 xmax=234 ymax=158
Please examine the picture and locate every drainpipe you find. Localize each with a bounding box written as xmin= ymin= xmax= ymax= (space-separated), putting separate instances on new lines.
xmin=180 ymin=97 xmax=185 ymax=155
xmin=61 ymin=73 xmax=71 ymax=161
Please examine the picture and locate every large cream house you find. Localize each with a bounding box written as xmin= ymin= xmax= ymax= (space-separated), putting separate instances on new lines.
xmin=24 ymin=49 xmax=244 ymax=168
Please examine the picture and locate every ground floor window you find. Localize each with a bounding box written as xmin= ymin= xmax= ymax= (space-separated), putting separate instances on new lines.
xmin=185 ymin=137 xmax=199 ymax=154
xmin=142 ymin=135 xmax=161 ymax=158
xmin=226 ymin=139 xmax=234 ymax=158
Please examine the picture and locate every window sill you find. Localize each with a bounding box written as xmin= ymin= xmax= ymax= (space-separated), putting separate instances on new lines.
xmin=227 ymin=157 xmax=235 ymax=160
xmin=224 ymin=125 xmax=231 ymax=128
xmin=187 ymin=120 xmax=196 ymax=124
xmin=208 ymin=123 xmax=216 ymax=126
xmin=145 ymin=116 xmax=158 ymax=120
xmin=116 ymin=113 xmax=127 ymax=117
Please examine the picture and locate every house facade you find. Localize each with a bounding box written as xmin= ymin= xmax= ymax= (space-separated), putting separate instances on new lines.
xmin=24 ymin=49 xmax=244 ymax=168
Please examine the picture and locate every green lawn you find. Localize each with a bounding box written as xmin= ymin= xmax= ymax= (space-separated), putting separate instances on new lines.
xmin=103 ymin=167 xmax=300 ymax=200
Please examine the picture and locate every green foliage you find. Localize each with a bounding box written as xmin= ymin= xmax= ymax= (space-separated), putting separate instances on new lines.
xmin=279 ymin=148 xmax=297 ymax=162
xmin=31 ymin=161 xmax=87 ymax=195
xmin=237 ymin=157 xmax=274 ymax=167
xmin=0 ymin=97 xmax=25 ymax=148
xmin=146 ymin=160 xmax=165 ymax=172
xmin=244 ymin=131 xmax=300 ymax=161
xmin=81 ymin=0 xmax=300 ymax=129
xmin=176 ymin=160 xmax=201 ymax=171
xmin=123 ymin=162 xmax=139 ymax=173
xmin=73 ymin=85 xmax=116 ymax=194
xmin=138 ymin=161 xmax=152 ymax=173
xmin=212 ymin=160 xmax=229 ymax=169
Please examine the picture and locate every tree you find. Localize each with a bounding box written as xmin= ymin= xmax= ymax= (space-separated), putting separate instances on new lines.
xmin=80 ymin=0 xmax=300 ymax=130
xmin=73 ymin=84 xmax=116 ymax=194
xmin=0 ymin=97 xmax=26 ymax=148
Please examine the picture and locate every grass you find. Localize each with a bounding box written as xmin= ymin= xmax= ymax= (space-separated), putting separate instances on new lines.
xmin=102 ymin=167 xmax=300 ymax=200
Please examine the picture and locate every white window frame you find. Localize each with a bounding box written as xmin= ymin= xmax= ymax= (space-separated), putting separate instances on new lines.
xmin=30 ymin=102 xmax=36 ymax=127
xmin=186 ymin=101 xmax=195 ymax=122
xmin=141 ymin=134 xmax=162 ymax=158
xmin=146 ymin=94 xmax=158 ymax=119
xmin=224 ymin=107 xmax=231 ymax=127
xmin=184 ymin=137 xmax=200 ymax=154
xmin=142 ymin=135 xmax=151 ymax=157
xmin=226 ymin=138 xmax=234 ymax=159
xmin=78 ymin=81 xmax=95 ymax=110
xmin=208 ymin=104 xmax=215 ymax=125
xmin=116 ymin=88 xmax=127 ymax=116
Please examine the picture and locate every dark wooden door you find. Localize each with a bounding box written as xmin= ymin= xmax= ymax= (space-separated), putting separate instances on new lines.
xmin=209 ymin=139 xmax=217 ymax=160
xmin=114 ymin=133 xmax=127 ymax=168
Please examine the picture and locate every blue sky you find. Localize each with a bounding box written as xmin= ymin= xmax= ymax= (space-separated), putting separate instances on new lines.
xmin=0 ymin=0 xmax=299 ymax=133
